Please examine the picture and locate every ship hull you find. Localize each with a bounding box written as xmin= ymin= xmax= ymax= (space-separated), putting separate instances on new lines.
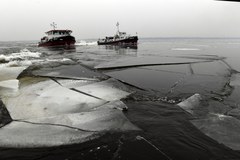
xmin=97 ymin=36 xmax=138 ymax=45
xmin=38 ymin=36 xmax=76 ymax=47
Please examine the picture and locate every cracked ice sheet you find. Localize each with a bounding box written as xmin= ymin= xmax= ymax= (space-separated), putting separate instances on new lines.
xmin=3 ymin=77 xmax=106 ymax=120
xmin=177 ymin=94 xmax=240 ymax=150
xmin=106 ymin=66 xmax=185 ymax=93
xmin=190 ymin=61 xmax=230 ymax=77
xmin=0 ymin=104 xmax=139 ymax=148
xmin=177 ymin=94 xmax=232 ymax=117
xmin=171 ymin=75 xmax=228 ymax=97
xmin=74 ymin=78 xmax=132 ymax=101
xmin=230 ymin=73 xmax=240 ymax=87
xmin=105 ymin=62 xmax=229 ymax=95
xmin=95 ymin=56 xmax=210 ymax=70
xmin=191 ymin=114 xmax=240 ymax=150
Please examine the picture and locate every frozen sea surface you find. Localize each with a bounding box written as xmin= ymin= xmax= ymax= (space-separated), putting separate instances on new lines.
xmin=1 ymin=38 xmax=240 ymax=159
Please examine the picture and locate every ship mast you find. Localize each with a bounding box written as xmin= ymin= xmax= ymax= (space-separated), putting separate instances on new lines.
xmin=116 ymin=22 xmax=119 ymax=34
xmin=50 ymin=22 xmax=57 ymax=30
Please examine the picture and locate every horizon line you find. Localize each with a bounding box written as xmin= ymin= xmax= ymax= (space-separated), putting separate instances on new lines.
xmin=2 ymin=37 xmax=240 ymax=42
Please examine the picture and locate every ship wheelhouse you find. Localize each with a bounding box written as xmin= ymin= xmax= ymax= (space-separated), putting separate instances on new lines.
xmin=45 ymin=30 xmax=72 ymax=40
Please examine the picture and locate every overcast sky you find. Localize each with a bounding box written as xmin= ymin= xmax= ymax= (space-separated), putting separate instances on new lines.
xmin=0 ymin=0 xmax=240 ymax=41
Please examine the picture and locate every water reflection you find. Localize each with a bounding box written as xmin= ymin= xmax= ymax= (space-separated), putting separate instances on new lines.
xmin=103 ymin=44 xmax=138 ymax=55
xmin=104 ymin=44 xmax=138 ymax=50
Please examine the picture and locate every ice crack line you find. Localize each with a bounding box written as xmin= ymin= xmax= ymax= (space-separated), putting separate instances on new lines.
xmin=50 ymin=77 xmax=105 ymax=100
xmin=136 ymin=136 xmax=173 ymax=160
xmin=13 ymin=119 xmax=98 ymax=132
xmin=167 ymin=76 xmax=185 ymax=95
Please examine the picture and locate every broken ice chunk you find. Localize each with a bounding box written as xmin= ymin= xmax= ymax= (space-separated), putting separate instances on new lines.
xmin=177 ymin=93 xmax=202 ymax=115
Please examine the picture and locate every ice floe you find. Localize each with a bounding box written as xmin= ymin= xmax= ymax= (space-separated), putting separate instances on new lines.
xmin=0 ymin=104 xmax=139 ymax=148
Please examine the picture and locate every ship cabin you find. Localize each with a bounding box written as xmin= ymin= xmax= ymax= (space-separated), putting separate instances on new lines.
xmin=45 ymin=30 xmax=72 ymax=39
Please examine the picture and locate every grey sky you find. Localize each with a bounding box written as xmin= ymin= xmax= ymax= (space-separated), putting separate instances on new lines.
xmin=1 ymin=0 xmax=240 ymax=41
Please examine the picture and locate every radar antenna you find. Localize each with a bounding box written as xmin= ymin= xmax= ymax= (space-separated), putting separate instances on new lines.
xmin=50 ymin=22 xmax=57 ymax=30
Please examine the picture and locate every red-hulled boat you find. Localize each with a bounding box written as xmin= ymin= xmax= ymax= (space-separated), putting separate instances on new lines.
xmin=38 ymin=23 xmax=76 ymax=47
xmin=97 ymin=22 xmax=138 ymax=45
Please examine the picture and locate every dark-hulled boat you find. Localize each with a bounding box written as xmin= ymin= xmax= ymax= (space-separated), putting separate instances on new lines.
xmin=97 ymin=23 xmax=138 ymax=45
xmin=38 ymin=23 xmax=76 ymax=47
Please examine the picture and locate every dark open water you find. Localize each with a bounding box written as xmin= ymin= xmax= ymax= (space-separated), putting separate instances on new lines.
xmin=1 ymin=38 xmax=240 ymax=159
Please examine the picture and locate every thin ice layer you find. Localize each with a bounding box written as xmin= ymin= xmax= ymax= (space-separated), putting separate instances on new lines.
xmin=106 ymin=67 xmax=185 ymax=92
xmin=192 ymin=114 xmax=240 ymax=150
xmin=95 ymin=56 xmax=209 ymax=69
xmin=31 ymin=64 xmax=107 ymax=80
xmin=177 ymin=94 xmax=240 ymax=150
